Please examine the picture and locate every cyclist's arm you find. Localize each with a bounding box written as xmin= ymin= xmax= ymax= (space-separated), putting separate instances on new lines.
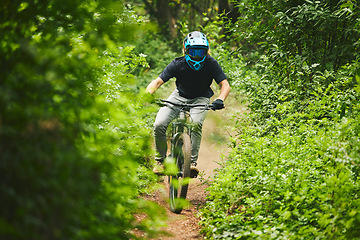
xmin=146 ymin=77 xmax=164 ymax=94
xmin=217 ymin=79 xmax=231 ymax=101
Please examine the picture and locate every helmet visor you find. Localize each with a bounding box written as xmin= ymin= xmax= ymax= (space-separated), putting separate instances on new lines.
xmin=187 ymin=48 xmax=207 ymax=60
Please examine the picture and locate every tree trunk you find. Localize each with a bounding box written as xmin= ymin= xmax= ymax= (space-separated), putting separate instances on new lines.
xmin=218 ymin=0 xmax=239 ymax=22
xmin=156 ymin=0 xmax=177 ymax=39
xmin=218 ymin=0 xmax=230 ymax=14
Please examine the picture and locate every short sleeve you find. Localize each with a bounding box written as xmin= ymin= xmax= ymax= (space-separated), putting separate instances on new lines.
xmin=159 ymin=60 xmax=177 ymax=83
xmin=211 ymin=59 xmax=227 ymax=84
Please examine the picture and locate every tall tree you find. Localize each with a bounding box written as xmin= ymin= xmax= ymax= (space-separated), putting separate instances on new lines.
xmin=141 ymin=0 xmax=219 ymax=39
xmin=142 ymin=0 xmax=180 ymax=38
xmin=218 ymin=0 xmax=239 ymax=22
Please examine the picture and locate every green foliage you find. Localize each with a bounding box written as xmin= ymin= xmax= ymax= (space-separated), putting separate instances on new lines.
xmin=0 ymin=1 xmax=164 ymax=239
xmin=200 ymin=0 xmax=360 ymax=239
xmin=201 ymin=117 xmax=360 ymax=239
xmin=132 ymin=32 xmax=179 ymax=79
xmin=237 ymin=56 xmax=359 ymax=135
xmin=139 ymin=0 xmax=221 ymax=40
xmin=225 ymin=0 xmax=360 ymax=134
xmin=229 ymin=0 xmax=360 ymax=69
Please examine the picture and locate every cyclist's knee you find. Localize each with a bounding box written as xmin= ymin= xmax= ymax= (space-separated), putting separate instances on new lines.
xmin=154 ymin=120 xmax=168 ymax=134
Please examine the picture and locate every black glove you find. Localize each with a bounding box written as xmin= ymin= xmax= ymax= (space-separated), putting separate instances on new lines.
xmin=211 ymin=99 xmax=224 ymax=110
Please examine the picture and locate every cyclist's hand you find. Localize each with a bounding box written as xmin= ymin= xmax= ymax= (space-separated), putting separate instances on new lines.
xmin=211 ymin=99 xmax=225 ymax=110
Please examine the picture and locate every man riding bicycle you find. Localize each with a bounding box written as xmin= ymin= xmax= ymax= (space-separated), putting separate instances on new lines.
xmin=146 ymin=31 xmax=231 ymax=176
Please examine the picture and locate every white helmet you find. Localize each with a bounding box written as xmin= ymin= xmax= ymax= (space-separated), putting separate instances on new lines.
xmin=183 ymin=31 xmax=209 ymax=70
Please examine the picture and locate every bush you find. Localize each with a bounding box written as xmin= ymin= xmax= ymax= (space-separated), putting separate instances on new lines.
xmin=200 ymin=1 xmax=360 ymax=237
xmin=0 ymin=1 xmax=164 ymax=239
xmin=201 ymin=116 xmax=360 ymax=239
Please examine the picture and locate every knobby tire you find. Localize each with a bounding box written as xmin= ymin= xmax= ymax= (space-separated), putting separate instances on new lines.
xmin=169 ymin=133 xmax=191 ymax=214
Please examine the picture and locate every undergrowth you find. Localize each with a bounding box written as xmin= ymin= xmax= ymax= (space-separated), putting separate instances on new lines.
xmin=201 ymin=116 xmax=360 ymax=239
xmin=200 ymin=1 xmax=360 ymax=238
xmin=200 ymin=56 xmax=360 ymax=239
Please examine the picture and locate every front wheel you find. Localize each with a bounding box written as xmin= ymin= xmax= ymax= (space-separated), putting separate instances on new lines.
xmin=169 ymin=133 xmax=191 ymax=214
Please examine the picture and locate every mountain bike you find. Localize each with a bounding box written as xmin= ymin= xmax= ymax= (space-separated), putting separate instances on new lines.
xmin=157 ymin=99 xmax=213 ymax=214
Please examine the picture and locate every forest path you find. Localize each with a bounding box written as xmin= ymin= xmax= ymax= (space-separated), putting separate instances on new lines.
xmin=148 ymin=92 xmax=246 ymax=240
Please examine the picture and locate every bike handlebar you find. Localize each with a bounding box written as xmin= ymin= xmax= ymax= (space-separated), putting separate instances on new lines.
xmin=158 ymin=99 xmax=214 ymax=110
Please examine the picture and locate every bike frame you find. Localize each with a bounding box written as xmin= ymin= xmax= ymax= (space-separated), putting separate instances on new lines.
xmin=160 ymin=100 xmax=211 ymax=161
xmin=157 ymin=99 xmax=213 ymax=213
xmin=159 ymin=99 xmax=213 ymax=175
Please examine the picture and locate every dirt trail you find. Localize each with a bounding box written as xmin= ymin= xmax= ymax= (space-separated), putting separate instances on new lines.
xmin=146 ymin=94 xmax=245 ymax=240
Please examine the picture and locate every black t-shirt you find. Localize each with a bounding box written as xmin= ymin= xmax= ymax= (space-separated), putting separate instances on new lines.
xmin=159 ymin=56 xmax=227 ymax=99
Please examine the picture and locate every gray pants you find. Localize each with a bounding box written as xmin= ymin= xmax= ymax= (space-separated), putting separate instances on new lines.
xmin=154 ymin=89 xmax=209 ymax=164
